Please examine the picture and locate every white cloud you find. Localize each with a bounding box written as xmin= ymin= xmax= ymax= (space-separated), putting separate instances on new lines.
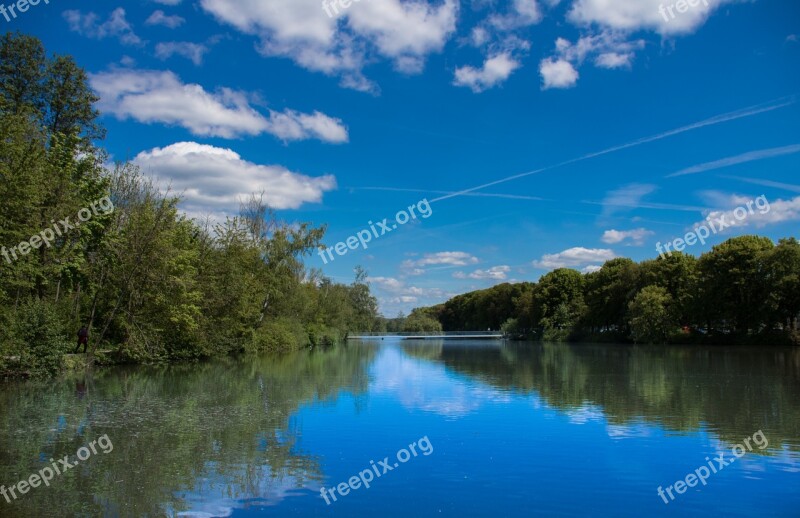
xmin=601 ymin=228 xmax=655 ymax=245
xmin=146 ymin=10 xmax=185 ymax=28
xmin=89 ymin=69 xmax=348 ymax=142
xmin=133 ymin=142 xmax=337 ymax=220
xmin=540 ymin=31 xmax=644 ymax=88
xmin=453 ymin=265 xmax=511 ymax=280
xmin=581 ymin=265 xmax=603 ymax=274
xmin=567 ymin=0 xmax=735 ymax=36
xmin=689 ymin=194 xmax=800 ymax=232
xmin=198 ymin=0 xmax=457 ymax=91
xmin=595 ymin=51 xmax=634 ymax=69
xmin=539 ymin=0 xmax=738 ymax=93
xmin=368 ymin=276 xmax=452 ymax=313
xmin=471 ymin=26 xmax=490 ymax=46
xmin=267 ymin=109 xmax=350 ymax=143
xmin=155 ymin=42 xmax=208 ymax=65
xmin=487 ymin=0 xmax=544 ymax=30
xmin=454 ymin=53 xmax=520 ymax=92
xmin=347 ymin=0 xmax=458 ymax=71
xmin=390 ymin=296 xmax=419 ymax=304
xmin=403 ymin=252 xmax=480 ymax=271
xmin=369 ymin=277 xmax=405 ymax=291
xmin=533 ymin=247 xmax=617 ymax=269
xmin=539 ymin=58 xmax=579 ymax=89
xmin=64 ymin=8 xmax=142 ymax=46
xmin=155 ymin=0 xmax=182 ymax=4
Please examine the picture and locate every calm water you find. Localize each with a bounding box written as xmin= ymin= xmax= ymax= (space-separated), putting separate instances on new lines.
xmin=1 ymin=340 xmax=799 ymax=517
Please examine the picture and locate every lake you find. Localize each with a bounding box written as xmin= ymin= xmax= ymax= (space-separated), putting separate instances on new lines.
xmin=1 ymin=339 xmax=799 ymax=517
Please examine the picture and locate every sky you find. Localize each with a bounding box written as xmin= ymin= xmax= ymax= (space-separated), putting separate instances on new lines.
xmin=10 ymin=0 xmax=800 ymax=316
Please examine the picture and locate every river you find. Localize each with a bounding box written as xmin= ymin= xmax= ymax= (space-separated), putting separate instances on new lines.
xmin=1 ymin=339 xmax=799 ymax=517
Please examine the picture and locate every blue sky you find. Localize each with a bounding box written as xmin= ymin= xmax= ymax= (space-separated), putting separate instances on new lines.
xmin=12 ymin=0 xmax=800 ymax=316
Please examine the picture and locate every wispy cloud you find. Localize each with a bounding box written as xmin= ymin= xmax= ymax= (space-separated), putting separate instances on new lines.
xmin=453 ymin=265 xmax=511 ymax=280
xmin=667 ymin=143 xmax=800 ymax=177
xmin=601 ymin=183 xmax=657 ymax=217
xmin=405 ymin=252 xmax=479 ymax=268
xmin=429 ymin=95 xmax=796 ymax=203
xmin=155 ymin=42 xmax=209 ymax=65
xmin=720 ymin=175 xmax=800 ymax=194
xmin=145 ymin=10 xmax=185 ymax=28
xmin=64 ymin=8 xmax=142 ymax=46
xmin=601 ymin=228 xmax=654 ymax=245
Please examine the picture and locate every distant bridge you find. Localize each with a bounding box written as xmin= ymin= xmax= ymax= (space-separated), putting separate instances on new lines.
xmin=347 ymin=331 xmax=504 ymax=340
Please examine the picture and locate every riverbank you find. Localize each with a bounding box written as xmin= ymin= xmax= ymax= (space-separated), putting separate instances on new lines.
xmin=415 ymin=238 xmax=800 ymax=346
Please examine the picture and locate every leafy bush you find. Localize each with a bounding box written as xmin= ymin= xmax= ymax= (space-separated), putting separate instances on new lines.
xmin=306 ymin=324 xmax=342 ymax=348
xmin=5 ymin=300 xmax=71 ymax=378
xmin=501 ymin=318 xmax=521 ymax=337
xmin=248 ymin=318 xmax=308 ymax=353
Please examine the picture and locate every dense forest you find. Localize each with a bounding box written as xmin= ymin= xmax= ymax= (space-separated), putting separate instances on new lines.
xmin=0 ymin=33 xmax=380 ymax=379
xmin=418 ymin=236 xmax=800 ymax=345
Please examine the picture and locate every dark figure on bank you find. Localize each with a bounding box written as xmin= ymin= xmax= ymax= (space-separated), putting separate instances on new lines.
xmin=75 ymin=326 xmax=89 ymax=354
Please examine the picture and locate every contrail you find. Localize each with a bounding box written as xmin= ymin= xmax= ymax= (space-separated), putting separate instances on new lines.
xmin=354 ymin=186 xmax=546 ymax=201
xmin=667 ymin=143 xmax=800 ymax=177
xmin=720 ymin=175 xmax=800 ymax=193
xmin=430 ymin=95 xmax=796 ymax=203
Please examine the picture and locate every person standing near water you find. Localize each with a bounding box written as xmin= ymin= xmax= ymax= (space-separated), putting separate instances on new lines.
xmin=75 ymin=325 xmax=89 ymax=354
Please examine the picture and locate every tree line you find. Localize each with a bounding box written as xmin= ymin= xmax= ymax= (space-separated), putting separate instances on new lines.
xmin=419 ymin=235 xmax=800 ymax=345
xmin=0 ymin=33 xmax=380 ymax=379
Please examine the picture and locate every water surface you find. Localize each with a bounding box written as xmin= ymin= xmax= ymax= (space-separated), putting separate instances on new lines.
xmin=1 ymin=340 xmax=799 ymax=517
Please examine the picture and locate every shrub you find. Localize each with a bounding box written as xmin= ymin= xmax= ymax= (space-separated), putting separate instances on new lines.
xmin=248 ymin=318 xmax=308 ymax=353
xmin=5 ymin=300 xmax=71 ymax=378
xmin=306 ymin=324 xmax=342 ymax=348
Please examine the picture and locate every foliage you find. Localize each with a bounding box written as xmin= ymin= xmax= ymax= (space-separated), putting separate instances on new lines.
xmin=402 ymin=310 xmax=443 ymax=333
xmin=0 ymin=33 xmax=379 ymax=378
xmin=416 ymin=237 xmax=800 ymax=345
xmin=628 ymin=286 xmax=676 ymax=344
xmin=1 ymin=299 xmax=71 ymax=377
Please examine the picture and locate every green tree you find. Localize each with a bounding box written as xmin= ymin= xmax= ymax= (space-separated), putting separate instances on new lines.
xmin=638 ymin=252 xmax=698 ymax=327
xmin=535 ymin=268 xmax=585 ymax=336
xmin=583 ymin=258 xmax=639 ymax=334
xmin=628 ymin=286 xmax=676 ymax=344
xmin=402 ymin=310 xmax=443 ymax=333
xmin=697 ymin=235 xmax=774 ymax=334
xmin=764 ymin=238 xmax=800 ymax=331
